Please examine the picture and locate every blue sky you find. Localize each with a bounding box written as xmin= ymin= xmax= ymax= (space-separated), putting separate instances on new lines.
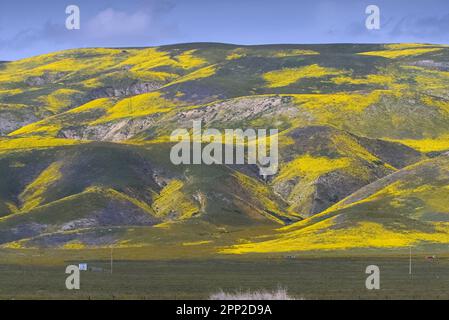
xmin=0 ymin=0 xmax=448 ymax=60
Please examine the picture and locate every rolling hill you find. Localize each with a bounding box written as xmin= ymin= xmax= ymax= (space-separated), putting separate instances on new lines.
xmin=0 ymin=42 xmax=448 ymax=254
xmin=223 ymin=155 xmax=449 ymax=254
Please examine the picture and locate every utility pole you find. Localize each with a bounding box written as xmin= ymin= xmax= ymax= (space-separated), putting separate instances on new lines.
xmin=110 ymin=245 xmax=113 ymax=274
xmin=409 ymin=247 xmax=412 ymax=276
xmin=108 ymin=228 xmax=114 ymax=275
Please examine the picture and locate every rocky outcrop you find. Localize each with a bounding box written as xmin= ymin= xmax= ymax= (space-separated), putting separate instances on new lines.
xmin=411 ymin=60 xmax=449 ymax=71
xmin=59 ymin=114 xmax=160 ymax=141
xmin=87 ymin=81 xmax=163 ymax=99
xmin=176 ymin=95 xmax=296 ymax=127
xmin=25 ymin=72 xmax=65 ymax=86
xmin=0 ymin=109 xmax=38 ymax=135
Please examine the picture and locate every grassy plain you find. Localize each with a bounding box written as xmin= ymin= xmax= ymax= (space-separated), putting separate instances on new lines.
xmin=1 ymin=253 xmax=449 ymax=300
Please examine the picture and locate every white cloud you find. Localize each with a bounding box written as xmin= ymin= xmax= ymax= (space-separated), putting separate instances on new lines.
xmin=85 ymin=8 xmax=153 ymax=39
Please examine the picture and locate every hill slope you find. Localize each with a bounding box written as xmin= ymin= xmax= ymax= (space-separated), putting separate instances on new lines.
xmin=0 ymin=42 xmax=448 ymax=252
xmin=223 ymin=155 xmax=449 ymax=254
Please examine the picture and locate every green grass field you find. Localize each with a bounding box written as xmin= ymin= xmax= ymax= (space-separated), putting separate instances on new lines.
xmin=1 ymin=255 xmax=449 ymax=300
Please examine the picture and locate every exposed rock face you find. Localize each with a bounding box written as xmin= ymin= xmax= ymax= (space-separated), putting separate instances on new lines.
xmin=0 ymin=110 xmax=38 ymax=135
xmin=59 ymin=114 xmax=160 ymax=141
xmin=25 ymin=72 xmax=65 ymax=86
xmin=87 ymin=82 xmax=163 ymax=99
xmin=412 ymin=60 xmax=449 ymax=71
xmin=58 ymin=96 xmax=297 ymax=142
xmin=176 ymin=95 xmax=296 ymax=127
